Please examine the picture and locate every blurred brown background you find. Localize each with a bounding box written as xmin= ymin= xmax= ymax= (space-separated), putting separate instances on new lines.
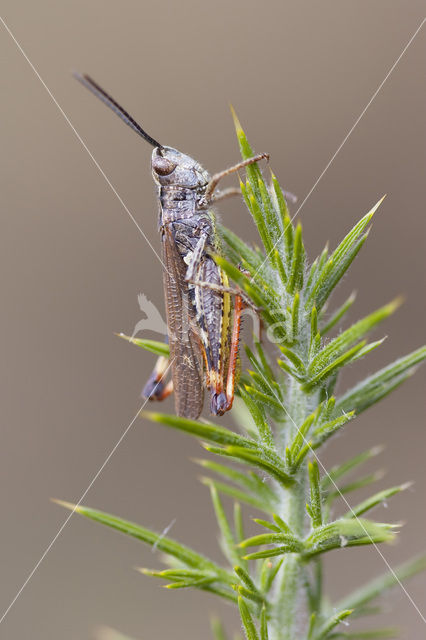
xmin=0 ymin=1 xmax=425 ymax=638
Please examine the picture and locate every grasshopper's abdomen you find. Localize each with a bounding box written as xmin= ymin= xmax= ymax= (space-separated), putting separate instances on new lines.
xmin=162 ymin=201 xmax=230 ymax=415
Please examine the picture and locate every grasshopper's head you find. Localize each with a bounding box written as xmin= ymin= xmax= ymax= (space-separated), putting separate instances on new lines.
xmin=151 ymin=146 xmax=210 ymax=189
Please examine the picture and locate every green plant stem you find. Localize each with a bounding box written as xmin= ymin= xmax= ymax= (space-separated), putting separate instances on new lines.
xmin=271 ymin=379 xmax=310 ymax=640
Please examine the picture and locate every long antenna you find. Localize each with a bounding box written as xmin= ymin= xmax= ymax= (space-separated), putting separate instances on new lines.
xmin=74 ymin=73 xmax=163 ymax=149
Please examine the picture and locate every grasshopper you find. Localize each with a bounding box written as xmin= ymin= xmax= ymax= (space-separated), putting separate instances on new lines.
xmin=76 ymin=74 xmax=267 ymax=419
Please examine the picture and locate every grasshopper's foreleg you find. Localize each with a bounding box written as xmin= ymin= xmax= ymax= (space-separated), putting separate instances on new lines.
xmin=203 ymin=153 xmax=269 ymax=204
xmin=142 ymin=351 xmax=174 ymax=402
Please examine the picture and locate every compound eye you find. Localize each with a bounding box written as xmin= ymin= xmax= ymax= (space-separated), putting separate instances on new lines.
xmin=152 ymin=155 xmax=177 ymax=176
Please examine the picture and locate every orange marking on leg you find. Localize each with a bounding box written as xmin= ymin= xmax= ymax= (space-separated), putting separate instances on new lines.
xmin=224 ymin=294 xmax=244 ymax=411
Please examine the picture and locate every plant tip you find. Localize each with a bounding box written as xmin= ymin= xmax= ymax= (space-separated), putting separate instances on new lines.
xmin=51 ymin=498 xmax=80 ymax=512
xmin=229 ymin=104 xmax=243 ymax=133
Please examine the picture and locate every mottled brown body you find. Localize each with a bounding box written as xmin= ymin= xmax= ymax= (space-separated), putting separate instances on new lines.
xmin=152 ymin=146 xmax=233 ymax=418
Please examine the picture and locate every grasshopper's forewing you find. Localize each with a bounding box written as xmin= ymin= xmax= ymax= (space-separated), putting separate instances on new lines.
xmin=162 ymin=227 xmax=204 ymax=419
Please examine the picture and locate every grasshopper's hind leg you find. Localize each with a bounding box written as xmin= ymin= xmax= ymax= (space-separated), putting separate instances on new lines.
xmin=211 ymin=293 xmax=245 ymax=415
xmin=142 ymin=351 xmax=174 ymax=402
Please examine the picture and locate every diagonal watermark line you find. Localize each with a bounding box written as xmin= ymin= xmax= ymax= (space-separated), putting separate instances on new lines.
xmin=0 ymin=358 xmax=174 ymax=625
xmin=250 ymin=356 xmax=426 ymax=623
xmin=252 ymin=17 xmax=426 ymax=282
xmin=0 ymin=15 xmax=166 ymax=271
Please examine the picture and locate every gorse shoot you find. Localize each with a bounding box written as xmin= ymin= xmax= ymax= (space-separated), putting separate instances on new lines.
xmin=57 ymin=114 xmax=426 ymax=640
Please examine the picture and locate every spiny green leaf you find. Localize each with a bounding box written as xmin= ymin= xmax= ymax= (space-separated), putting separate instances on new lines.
xmin=246 ymin=185 xmax=274 ymax=256
xmin=260 ymin=558 xmax=284 ymax=592
xmin=308 ymin=461 xmax=323 ymax=527
xmin=278 ymin=346 xmax=306 ymax=376
xmin=320 ymin=291 xmax=357 ymax=335
xmin=203 ymin=444 xmax=293 ymax=487
xmin=235 ymin=584 xmax=265 ymax=605
xmin=321 ymin=396 xmax=336 ymax=421
xmin=270 ymin=172 xmax=293 ymax=264
xmin=238 ymin=595 xmax=260 ymax=640
xmin=116 ymin=334 xmax=169 ymax=356
xmin=239 ymin=388 xmax=275 ymax=447
xmin=234 ymin=565 xmax=259 ymax=594
xmin=209 ymin=484 xmax=241 ymax=567
xmin=288 ymin=412 xmax=316 ymax=466
xmin=321 ymin=446 xmax=383 ymax=490
xmin=231 ymin=106 xmax=257 ymax=160
xmin=306 ymin=245 xmax=329 ymax=300
xmin=289 ymin=292 xmax=300 ymax=342
xmin=243 ymin=385 xmax=284 ymax=413
xmin=344 ymin=483 xmax=412 ymax=518
xmin=273 ymin=248 xmax=288 ymax=284
xmin=272 ymin=513 xmax=292 ymax=533
xmin=290 ymin=440 xmax=314 ymax=472
xmin=200 ymin=477 xmax=273 ymax=515
xmin=288 ymin=224 xmax=305 ymax=294
xmin=54 ymin=500 xmax=230 ymax=579
xmin=140 ymin=567 xmax=211 ymax=580
xmin=167 ymin=576 xmax=219 ymax=589
xmin=143 ymin=412 xmax=257 ymax=448
xmin=307 ymin=198 xmax=384 ymax=310
xmin=312 ymin=411 xmax=355 ymax=448
xmin=310 ymin=299 xmax=401 ymax=376
xmin=254 ymin=339 xmax=276 ymax=381
xmin=349 ymin=338 xmax=387 ymax=363
xmin=214 ymin=255 xmax=282 ymax=332
xmin=307 ymin=612 xmax=317 ymax=639
xmin=216 ymin=252 xmax=271 ymax=307
xmin=310 ymin=306 xmax=318 ymax=350
xmin=201 ymin=584 xmax=239 ymax=602
xmin=336 ymin=346 xmax=426 ymax=415
xmin=304 ymin=342 xmax=370 ymax=389
xmin=258 ymin=176 xmax=281 ymax=247
xmin=146 ymin=562 xmax=237 ymax=601
xmin=243 ymin=546 xmax=299 ymax=561
xmin=247 ymin=370 xmax=280 ymax=400
xmin=240 ymin=532 xmax=303 ymax=552
xmin=305 ymin=518 xmax=396 ymax=556
xmin=231 ymin=395 xmax=262 ymax=439
xmin=314 ymin=609 xmax=353 ymax=639
xmin=219 ymin=223 xmax=265 ymax=271
xmin=195 ymin=459 xmax=277 ymax=508
xmin=277 ymin=357 xmax=303 ymax=381
xmin=260 ymin=604 xmax=269 ymax=640
xmin=253 ymin=518 xmax=282 ymax=533
xmin=234 ymin=503 xmax=246 ymax=547
xmin=328 ymin=471 xmax=384 ymax=502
